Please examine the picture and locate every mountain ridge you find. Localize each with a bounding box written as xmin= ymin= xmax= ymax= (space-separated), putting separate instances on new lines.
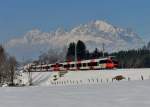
xmin=5 ymin=20 xmax=144 ymax=60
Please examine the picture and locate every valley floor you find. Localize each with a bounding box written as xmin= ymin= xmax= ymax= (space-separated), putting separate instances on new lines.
xmin=1 ymin=80 xmax=150 ymax=107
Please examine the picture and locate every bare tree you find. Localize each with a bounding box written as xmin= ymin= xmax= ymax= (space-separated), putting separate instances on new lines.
xmin=39 ymin=47 xmax=66 ymax=64
xmin=7 ymin=56 xmax=17 ymax=85
xmin=0 ymin=45 xmax=17 ymax=85
xmin=0 ymin=45 xmax=7 ymax=83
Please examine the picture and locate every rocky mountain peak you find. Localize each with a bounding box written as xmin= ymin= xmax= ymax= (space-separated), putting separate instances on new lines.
xmin=5 ymin=20 xmax=144 ymax=60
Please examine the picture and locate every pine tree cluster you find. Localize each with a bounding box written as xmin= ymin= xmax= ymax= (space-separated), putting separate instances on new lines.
xmin=66 ymin=40 xmax=150 ymax=68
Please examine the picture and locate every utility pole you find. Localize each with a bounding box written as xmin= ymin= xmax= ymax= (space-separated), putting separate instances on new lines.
xmin=102 ymin=43 xmax=105 ymax=57
xmin=28 ymin=64 xmax=32 ymax=86
xmin=75 ymin=43 xmax=77 ymax=70
xmin=29 ymin=71 xmax=32 ymax=86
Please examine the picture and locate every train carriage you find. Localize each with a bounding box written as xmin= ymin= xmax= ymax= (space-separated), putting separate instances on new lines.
xmin=29 ymin=56 xmax=118 ymax=72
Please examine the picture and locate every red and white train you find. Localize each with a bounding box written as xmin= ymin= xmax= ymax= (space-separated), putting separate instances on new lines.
xmin=29 ymin=56 xmax=118 ymax=72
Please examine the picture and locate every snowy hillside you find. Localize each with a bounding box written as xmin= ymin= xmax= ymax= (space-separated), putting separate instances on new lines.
xmin=5 ymin=20 xmax=144 ymax=60
xmin=20 ymin=68 xmax=150 ymax=86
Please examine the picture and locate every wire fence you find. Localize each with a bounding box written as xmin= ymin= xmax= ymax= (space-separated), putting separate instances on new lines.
xmin=50 ymin=74 xmax=148 ymax=86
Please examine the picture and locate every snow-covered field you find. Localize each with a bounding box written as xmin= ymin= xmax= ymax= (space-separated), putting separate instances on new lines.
xmin=1 ymin=80 xmax=150 ymax=107
xmin=2 ymin=69 xmax=150 ymax=107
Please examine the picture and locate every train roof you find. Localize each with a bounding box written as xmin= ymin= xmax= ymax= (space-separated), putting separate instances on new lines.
xmin=32 ymin=56 xmax=116 ymax=67
xmin=60 ymin=57 xmax=113 ymax=65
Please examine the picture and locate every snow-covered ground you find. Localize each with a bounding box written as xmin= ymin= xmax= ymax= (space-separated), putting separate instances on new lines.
xmin=19 ymin=68 xmax=150 ymax=86
xmin=1 ymin=80 xmax=150 ymax=107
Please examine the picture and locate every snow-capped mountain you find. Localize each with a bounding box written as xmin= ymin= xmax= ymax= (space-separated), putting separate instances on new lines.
xmin=5 ymin=20 xmax=144 ymax=60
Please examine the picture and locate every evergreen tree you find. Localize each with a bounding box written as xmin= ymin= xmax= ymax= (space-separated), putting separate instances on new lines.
xmin=147 ymin=41 xmax=150 ymax=50
xmin=76 ymin=40 xmax=86 ymax=60
xmin=66 ymin=42 xmax=76 ymax=61
xmin=91 ymin=48 xmax=102 ymax=59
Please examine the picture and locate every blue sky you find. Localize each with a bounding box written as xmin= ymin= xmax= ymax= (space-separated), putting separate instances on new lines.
xmin=0 ymin=0 xmax=150 ymax=43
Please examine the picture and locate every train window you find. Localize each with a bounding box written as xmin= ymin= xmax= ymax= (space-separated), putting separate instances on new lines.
xmin=95 ymin=62 xmax=98 ymax=66
xmin=77 ymin=63 xmax=82 ymax=67
xmin=93 ymin=62 xmax=97 ymax=66
xmin=51 ymin=65 xmax=55 ymax=67
xmin=107 ymin=60 xmax=112 ymax=63
xmin=83 ymin=63 xmax=86 ymax=67
xmin=55 ymin=63 xmax=63 ymax=67
xmin=64 ymin=64 xmax=70 ymax=68
xmin=88 ymin=62 xmax=98 ymax=66
xmin=45 ymin=66 xmax=50 ymax=69
xmin=99 ymin=60 xmax=107 ymax=64
xmin=88 ymin=62 xmax=91 ymax=66
xmin=71 ymin=64 xmax=75 ymax=67
xmin=59 ymin=64 xmax=63 ymax=67
xmin=64 ymin=65 xmax=67 ymax=68
xmin=67 ymin=64 xmax=70 ymax=68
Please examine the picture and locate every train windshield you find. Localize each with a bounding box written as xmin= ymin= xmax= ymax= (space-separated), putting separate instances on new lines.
xmin=112 ymin=60 xmax=118 ymax=64
xmin=109 ymin=56 xmax=118 ymax=64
